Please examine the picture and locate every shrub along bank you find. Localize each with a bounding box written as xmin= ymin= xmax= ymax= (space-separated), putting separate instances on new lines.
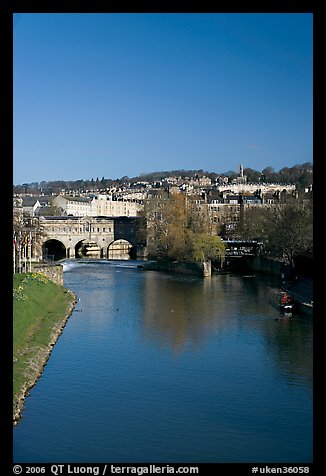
xmin=13 ymin=272 xmax=76 ymax=425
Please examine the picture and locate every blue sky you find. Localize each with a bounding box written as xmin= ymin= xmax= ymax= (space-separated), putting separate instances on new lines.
xmin=13 ymin=13 xmax=313 ymax=185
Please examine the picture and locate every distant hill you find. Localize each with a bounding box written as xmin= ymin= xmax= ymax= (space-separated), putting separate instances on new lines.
xmin=14 ymin=162 xmax=312 ymax=195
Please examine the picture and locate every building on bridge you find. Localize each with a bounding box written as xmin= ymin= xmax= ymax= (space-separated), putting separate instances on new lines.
xmin=53 ymin=194 xmax=143 ymax=218
xmin=52 ymin=195 xmax=95 ymax=217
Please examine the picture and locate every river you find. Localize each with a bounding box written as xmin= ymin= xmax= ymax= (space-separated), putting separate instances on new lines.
xmin=13 ymin=260 xmax=313 ymax=463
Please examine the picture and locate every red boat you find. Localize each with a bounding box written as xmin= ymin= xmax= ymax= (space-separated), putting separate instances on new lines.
xmin=269 ymin=288 xmax=293 ymax=313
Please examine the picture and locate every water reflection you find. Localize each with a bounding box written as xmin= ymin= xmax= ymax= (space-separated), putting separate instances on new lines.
xmin=65 ymin=261 xmax=313 ymax=391
xmin=143 ymin=272 xmax=254 ymax=350
xmin=141 ymin=270 xmax=313 ymax=389
xmin=262 ymin=317 xmax=313 ymax=389
xmin=143 ymin=274 xmax=213 ymax=351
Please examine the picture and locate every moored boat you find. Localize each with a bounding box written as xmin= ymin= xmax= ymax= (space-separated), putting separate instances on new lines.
xmin=281 ymin=281 xmax=313 ymax=316
xmin=295 ymin=300 xmax=313 ymax=315
xmin=269 ymin=288 xmax=293 ymax=313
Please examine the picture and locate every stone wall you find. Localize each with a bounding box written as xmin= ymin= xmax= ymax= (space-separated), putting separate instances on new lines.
xmin=141 ymin=260 xmax=211 ymax=277
xmin=31 ymin=263 xmax=64 ymax=286
xmin=248 ymin=256 xmax=283 ymax=276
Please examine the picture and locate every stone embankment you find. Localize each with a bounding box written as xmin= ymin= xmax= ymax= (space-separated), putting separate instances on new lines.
xmin=141 ymin=260 xmax=211 ymax=277
xmin=247 ymin=256 xmax=283 ymax=276
xmin=31 ymin=263 xmax=64 ymax=285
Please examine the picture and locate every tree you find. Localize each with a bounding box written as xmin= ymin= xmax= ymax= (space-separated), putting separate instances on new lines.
xmin=145 ymin=192 xmax=189 ymax=260
xmin=145 ymin=192 xmax=225 ymax=262
xmin=267 ymin=201 xmax=313 ymax=269
xmin=262 ymin=166 xmax=276 ymax=182
xmin=235 ymin=198 xmax=313 ymax=271
xmin=244 ymin=168 xmax=261 ymax=183
xmin=187 ymin=197 xmax=218 ymax=235
xmin=235 ymin=206 xmax=270 ymax=242
xmin=191 ymin=234 xmax=225 ymax=263
xmin=13 ymin=212 xmax=46 ymax=269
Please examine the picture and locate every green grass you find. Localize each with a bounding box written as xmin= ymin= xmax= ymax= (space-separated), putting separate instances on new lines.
xmin=13 ymin=272 xmax=75 ymax=416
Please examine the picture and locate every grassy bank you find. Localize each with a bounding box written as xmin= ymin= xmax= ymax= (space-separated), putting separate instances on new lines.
xmin=13 ymin=272 xmax=76 ymax=424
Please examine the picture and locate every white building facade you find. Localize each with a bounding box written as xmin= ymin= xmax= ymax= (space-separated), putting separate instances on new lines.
xmin=53 ymin=194 xmax=143 ymax=217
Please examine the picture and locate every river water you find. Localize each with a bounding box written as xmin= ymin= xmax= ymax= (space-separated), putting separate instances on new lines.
xmin=13 ymin=260 xmax=313 ymax=463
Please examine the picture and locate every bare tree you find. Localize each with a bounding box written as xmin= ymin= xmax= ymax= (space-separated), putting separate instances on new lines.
xmin=235 ymin=198 xmax=313 ymax=270
xmin=267 ymin=201 xmax=313 ymax=269
xmin=13 ymin=210 xmax=45 ymax=271
xmin=144 ymin=193 xmax=225 ymax=262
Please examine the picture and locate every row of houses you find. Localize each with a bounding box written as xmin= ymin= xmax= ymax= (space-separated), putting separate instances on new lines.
xmin=13 ymin=183 xmax=305 ymax=229
xmin=15 ymin=162 xmax=301 ymax=221
xmin=13 ymin=193 xmax=144 ymax=218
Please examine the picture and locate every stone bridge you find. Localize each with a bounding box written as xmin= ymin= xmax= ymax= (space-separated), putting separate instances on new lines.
xmin=38 ymin=216 xmax=144 ymax=261
xmin=221 ymin=239 xmax=263 ymax=271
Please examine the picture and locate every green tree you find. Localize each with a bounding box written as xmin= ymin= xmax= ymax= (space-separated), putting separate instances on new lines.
xmin=191 ymin=233 xmax=225 ymax=263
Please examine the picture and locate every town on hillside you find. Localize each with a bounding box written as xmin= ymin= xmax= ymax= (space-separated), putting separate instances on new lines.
xmin=14 ymin=163 xmax=312 ymax=220
xmin=13 ymin=163 xmax=313 ymax=268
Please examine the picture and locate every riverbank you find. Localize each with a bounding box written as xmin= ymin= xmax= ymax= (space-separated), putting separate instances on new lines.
xmin=13 ymin=272 xmax=76 ymax=425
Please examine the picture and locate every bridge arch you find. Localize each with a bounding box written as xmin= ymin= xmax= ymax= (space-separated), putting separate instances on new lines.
xmin=75 ymin=239 xmax=102 ymax=258
xmin=42 ymin=239 xmax=66 ymax=261
xmin=107 ymin=239 xmax=133 ymax=260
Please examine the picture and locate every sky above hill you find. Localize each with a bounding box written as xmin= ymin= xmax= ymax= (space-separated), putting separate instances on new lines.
xmin=13 ymin=13 xmax=313 ymax=185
